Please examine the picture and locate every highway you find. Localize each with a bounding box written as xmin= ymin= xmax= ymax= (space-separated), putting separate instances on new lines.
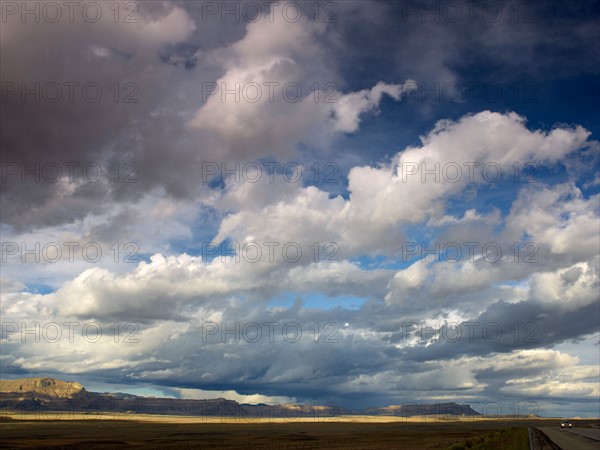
xmin=569 ymin=427 xmax=600 ymax=441
xmin=537 ymin=427 xmax=600 ymax=450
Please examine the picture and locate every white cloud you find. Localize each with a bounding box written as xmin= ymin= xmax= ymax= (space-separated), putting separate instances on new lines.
xmin=176 ymin=387 xmax=295 ymax=405
xmin=211 ymin=111 xmax=592 ymax=260
xmin=331 ymin=81 xmax=416 ymax=133
xmin=188 ymin=13 xmax=414 ymax=157
xmin=506 ymin=183 xmax=600 ymax=262
xmin=529 ymin=258 xmax=599 ymax=311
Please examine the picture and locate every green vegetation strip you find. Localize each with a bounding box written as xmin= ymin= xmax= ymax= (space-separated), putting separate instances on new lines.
xmin=447 ymin=427 xmax=530 ymax=450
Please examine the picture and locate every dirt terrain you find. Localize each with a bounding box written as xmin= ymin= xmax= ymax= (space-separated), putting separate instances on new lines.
xmin=1 ymin=415 xmax=597 ymax=449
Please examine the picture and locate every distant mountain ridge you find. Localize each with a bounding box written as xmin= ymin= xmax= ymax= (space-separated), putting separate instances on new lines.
xmin=0 ymin=377 xmax=481 ymax=418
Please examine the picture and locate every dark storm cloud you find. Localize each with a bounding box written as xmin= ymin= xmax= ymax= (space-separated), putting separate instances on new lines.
xmin=399 ymin=300 xmax=600 ymax=363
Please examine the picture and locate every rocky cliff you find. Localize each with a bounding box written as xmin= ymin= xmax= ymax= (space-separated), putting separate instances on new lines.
xmin=0 ymin=377 xmax=84 ymax=398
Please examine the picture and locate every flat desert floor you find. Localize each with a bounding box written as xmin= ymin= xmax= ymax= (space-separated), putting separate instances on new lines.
xmin=0 ymin=413 xmax=598 ymax=449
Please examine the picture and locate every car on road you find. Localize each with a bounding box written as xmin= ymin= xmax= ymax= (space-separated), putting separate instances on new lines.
xmin=560 ymin=421 xmax=572 ymax=429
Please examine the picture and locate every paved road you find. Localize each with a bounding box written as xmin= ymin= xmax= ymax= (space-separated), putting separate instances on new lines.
xmin=569 ymin=427 xmax=600 ymax=441
xmin=539 ymin=427 xmax=600 ymax=450
xmin=529 ymin=427 xmax=561 ymax=449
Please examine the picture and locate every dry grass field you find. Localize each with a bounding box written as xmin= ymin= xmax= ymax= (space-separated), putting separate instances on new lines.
xmin=2 ymin=413 xmax=596 ymax=449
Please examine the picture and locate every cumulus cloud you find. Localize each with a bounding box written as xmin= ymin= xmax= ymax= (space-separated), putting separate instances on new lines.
xmin=211 ymin=111 xmax=592 ymax=259
xmin=188 ymin=14 xmax=415 ymax=157
xmin=2 ymin=1 xmax=598 ymax=416
xmin=3 ymin=108 xmax=597 ymax=411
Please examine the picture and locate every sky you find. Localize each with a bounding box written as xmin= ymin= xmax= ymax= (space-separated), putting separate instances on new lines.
xmin=0 ymin=0 xmax=599 ymax=418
